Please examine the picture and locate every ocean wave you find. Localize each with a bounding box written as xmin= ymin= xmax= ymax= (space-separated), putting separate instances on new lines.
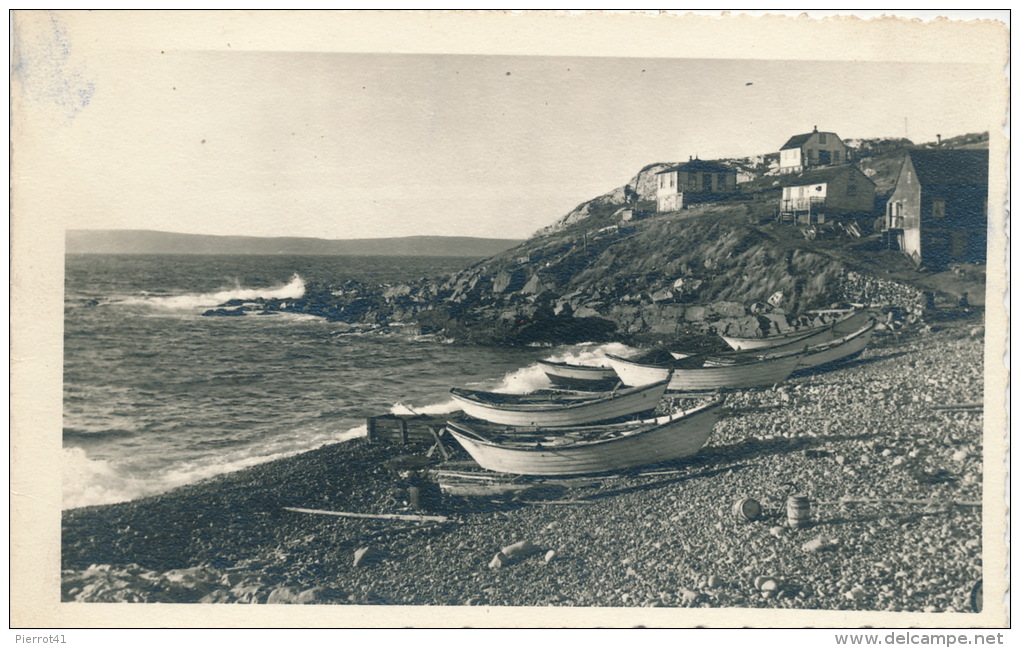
xmin=62 ymin=422 xmax=368 ymax=510
xmin=112 ymin=274 xmax=306 ymax=311
xmin=493 ymin=342 xmax=637 ymax=393
xmin=63 ymin=428 xmax=138 ymax=443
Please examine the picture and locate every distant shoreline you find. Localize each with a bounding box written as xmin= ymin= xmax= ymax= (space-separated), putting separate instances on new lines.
xmin=65 ymin=229 xmax=524 ymax=258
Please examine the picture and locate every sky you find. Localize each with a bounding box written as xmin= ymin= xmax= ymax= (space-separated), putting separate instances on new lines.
xmin=13 ymin=12 xmax=1006 ymax=241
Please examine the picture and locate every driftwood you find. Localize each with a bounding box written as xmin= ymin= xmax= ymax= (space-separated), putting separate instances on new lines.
xmin=283 ymin=506 xmax=450 ymax=523
xmin=521 ymin=499 xmax=596 ymax=506
xmin=930 ymin=402 xmax=983 ymax=411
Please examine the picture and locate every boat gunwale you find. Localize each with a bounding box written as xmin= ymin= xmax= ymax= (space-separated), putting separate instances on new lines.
xmin=449 ymin=378 xmax=669 ymax=413
xmin=445 ymin=400 xmax=722 ymax=451
xmin=536 ymin=358 xmax=617 ymax=375
xmin=706 ymin=319 xmax=877 ymax=366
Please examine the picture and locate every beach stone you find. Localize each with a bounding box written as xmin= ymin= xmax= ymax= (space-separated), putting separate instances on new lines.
xmin=296 ymin=587 xmax=326 ymax=604
xmin=760 ymin=579 xmax=780 ymax=593
xmin=267 ymin=586 xmax=302 ymax=604
xmin=802 ymin=536 xmax=837 ymax=554
xmin=489 ymin=552 xmax=509 ymax=569
xmin=198 ymin=589 xmax=233 ymax=604
xmin=353 ymin=546 xmax=375 ymax=567
xmin=951 ymin=449 xmax=969 ymax=462
xmin=680 ymin=588 xmax=699 ymax=605
xmin=544 ymin=550 xmax=557 ymax=563
xmin=501 ymin=540 xmax=541 ymax=560
xmin=230 ymin=582 xmax=262 ymax=603
xmin=707 ymin=575 xmax=723 ymax=588
xmin=769 ymin=526 xmax=786 ymax=538
xmin=840 ymin=587 xmax=864 ymax=604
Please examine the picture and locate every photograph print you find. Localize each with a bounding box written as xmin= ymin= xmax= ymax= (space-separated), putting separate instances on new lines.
xmin=10 ymin=10 xmax=1009 ymax=629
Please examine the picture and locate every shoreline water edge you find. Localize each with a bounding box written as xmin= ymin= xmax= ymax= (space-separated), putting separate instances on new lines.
xmin=62 ymin=313 xmax=987 ymax=614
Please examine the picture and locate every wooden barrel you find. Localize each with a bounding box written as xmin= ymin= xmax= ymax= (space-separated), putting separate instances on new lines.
xmin=732 ymin=497 xmax=762 ymax=522
xmin=786 ymin=494 xmax=811 ymax=529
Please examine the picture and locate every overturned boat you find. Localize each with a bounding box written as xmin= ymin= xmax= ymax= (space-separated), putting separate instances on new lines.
xmin=449 ymin=379 xmax=669 ymax=427
xmin=444 ymin=400 xmax=722 ymax=476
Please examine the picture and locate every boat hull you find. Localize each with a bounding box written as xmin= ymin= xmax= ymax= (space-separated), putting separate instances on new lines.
xmin=445 ymin=402 xmax=722 ymax=476
xmin=449 ymin=380 xmax=669 ymax=427
xmin=668 ymin=353 xmax=800 ymax=390
xmin=537 ymin=359 xmax=619 ymax=389
xmin=705 ymin=320 xmax=876 ymax=371
xmin=721 ymin=310 xmax=871 ymax=351
xmin=608 ymin=352 xmax=799 ymax=391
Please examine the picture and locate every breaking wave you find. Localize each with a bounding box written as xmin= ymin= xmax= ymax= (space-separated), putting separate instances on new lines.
xmin=62 ymin=421 xmax=367 ymax=510
xmin=114 ymin=274 xmax=306 ymax=310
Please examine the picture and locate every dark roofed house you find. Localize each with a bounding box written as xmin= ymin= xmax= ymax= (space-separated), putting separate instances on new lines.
xmin=779 ymin=127 xmax=849 ymax=174
xmin=778 ymin=165 xmax=876 ymax=225
xmin=883 ymin=149 xmax=988 ymax=266
xmin=655 ymin=158 xmax=737 ymax=212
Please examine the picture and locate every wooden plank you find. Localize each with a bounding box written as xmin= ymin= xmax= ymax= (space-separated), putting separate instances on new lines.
xmin=428 ymin=426 xmax=451 ymax=461
xmin=283 ymin=507 xmax=449 ymax=523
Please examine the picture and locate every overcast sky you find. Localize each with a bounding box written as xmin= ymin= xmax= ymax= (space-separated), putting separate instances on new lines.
xmin=13 ymin=12 xmax=1004 ymax=241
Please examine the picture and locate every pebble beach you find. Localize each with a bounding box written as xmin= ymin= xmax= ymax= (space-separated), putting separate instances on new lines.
xmin=61 ymin=318 xmax=990 ymax=617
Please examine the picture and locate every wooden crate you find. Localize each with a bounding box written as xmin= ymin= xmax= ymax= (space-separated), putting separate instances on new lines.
xmin=366 ymin=414 xmax=448 ymax=446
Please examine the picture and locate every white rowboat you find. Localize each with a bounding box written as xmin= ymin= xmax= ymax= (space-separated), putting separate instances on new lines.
xmin=705 ymin=319 xmax=876 ymax=371
xmin=537 ymin=359 xmax=619 ymax=389
xmin=449 ymin=379 xmax=669 ymax=427
xmin=719 ymin=310 xmax=871 ymax=351
xmin=606 ymin=352 xmax=800 ymax=391
xmin=445 ymin=400 xmax=722 ymax=476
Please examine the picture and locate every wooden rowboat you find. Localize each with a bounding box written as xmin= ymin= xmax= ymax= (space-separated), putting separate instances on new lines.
xmin=705 ymin=319 xmax=876 ymax=371
xmin=449 ymin=379 xmax=669 ymax=427
xmin=606 ymin=352 xmax=800 ymax=391
xmin=444 ymin=400 xmax=722 ymax=476
xmin=537 ymin=359 xmax=619 ymax=389
xmin=719 ymin=309 xmax=871 ymax=351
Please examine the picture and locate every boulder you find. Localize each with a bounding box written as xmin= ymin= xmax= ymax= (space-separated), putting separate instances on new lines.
xmin=493 ymin=269 xmax=526 ymax=293
xmin=521 ymin=275 xmax=548 ymax=296
xmin=267 ymin=586 xmax=302 ymax=604
xmin=684 ymin=306 xmax=707 ymax=322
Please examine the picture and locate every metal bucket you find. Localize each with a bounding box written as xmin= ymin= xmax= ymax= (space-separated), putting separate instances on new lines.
xmin=732 ymin=497 xmax=762 ymax=522
xmin=786 ymin=494 xmax=811 ymax=529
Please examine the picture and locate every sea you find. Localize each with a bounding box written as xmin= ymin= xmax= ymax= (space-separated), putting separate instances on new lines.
xmin=62 ymin=254 xmax=636 ymax=510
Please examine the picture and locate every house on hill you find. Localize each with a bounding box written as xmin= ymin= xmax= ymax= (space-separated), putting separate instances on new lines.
xmin=655 ymin=158 xmax=737 ymax=212
xmin=882 ymin=149 xmax=988 ymax=266
xmin=779 ymin=127 xmax=849 ymax=174
xmin=778 ymin=165 xmax=876 ymax=225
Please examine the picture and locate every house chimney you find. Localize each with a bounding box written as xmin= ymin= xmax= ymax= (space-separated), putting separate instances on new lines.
xmin=813 ymin=125 xmax=818 ymax=132
xmin=937 ymin=134 xmax=942 ymax=147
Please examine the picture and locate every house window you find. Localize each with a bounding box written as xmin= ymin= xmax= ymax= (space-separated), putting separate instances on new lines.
xmin=847 ymin=183 xmax=857 ymax=197
xmin=703 ymin=173 xmax=713 ymax=190
xmin=819 ymin=133 xmax=827 ymax=144
xmin=832 ymin=150 xmax=841 ymax=163
xmin=933 ymin=199 xmax=946 ymax=218
xmin=669 ymin=175 xmax=675 ymax=189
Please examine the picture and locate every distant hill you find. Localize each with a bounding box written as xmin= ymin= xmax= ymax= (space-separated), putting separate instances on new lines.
xmin=65 ymin=230 xmax=524 ymax=258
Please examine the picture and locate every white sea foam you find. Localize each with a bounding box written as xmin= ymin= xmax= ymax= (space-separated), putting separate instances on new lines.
xmin=62 ymin=421 xmax=368 ymax=510
xmin=115 ymin=274 xmax=306 ymax=310
xmin=491 ymin=341 xmax=640 ymax=393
